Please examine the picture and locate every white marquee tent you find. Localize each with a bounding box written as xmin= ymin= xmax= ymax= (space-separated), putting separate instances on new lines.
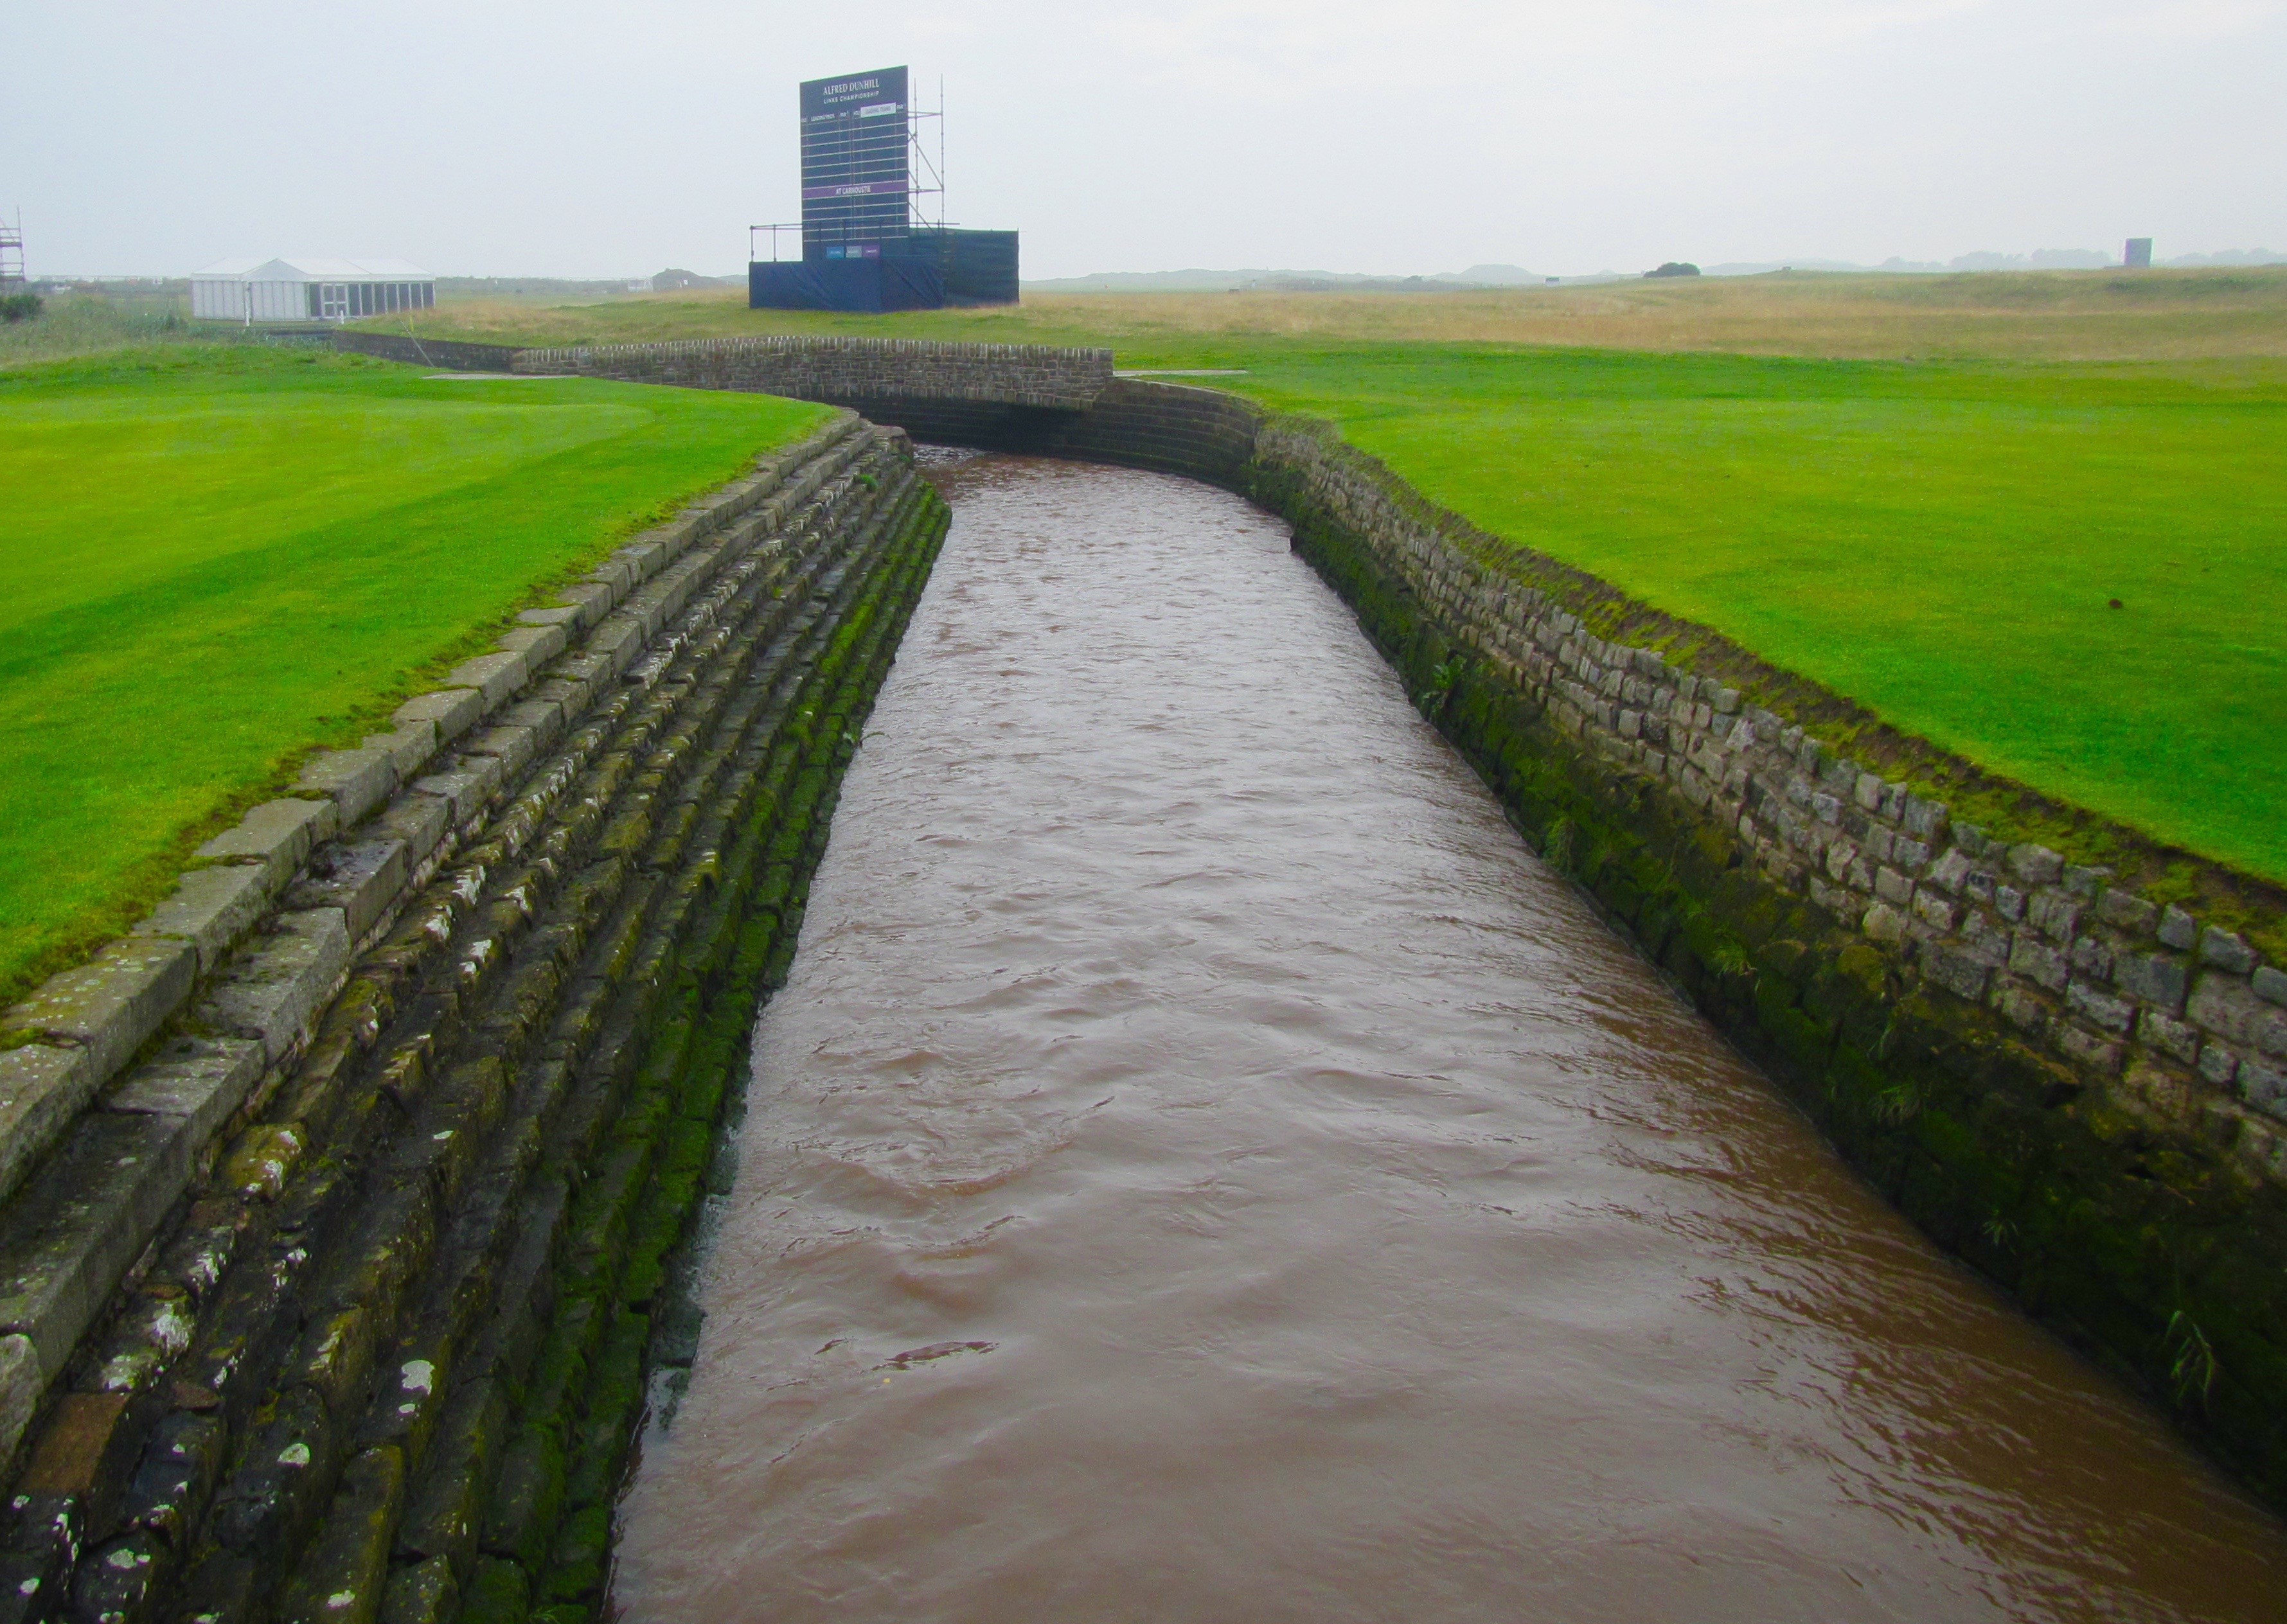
xmin=190 ymin=257 xmax=434 ymax=323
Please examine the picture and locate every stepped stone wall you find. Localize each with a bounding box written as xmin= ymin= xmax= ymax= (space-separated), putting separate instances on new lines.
xmin=0 ymin=414 xmax=950 ymax=1621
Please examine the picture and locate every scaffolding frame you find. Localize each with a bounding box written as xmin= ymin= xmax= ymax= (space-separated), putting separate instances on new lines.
xmin=0 ymin=213 xmax=24 ymax=289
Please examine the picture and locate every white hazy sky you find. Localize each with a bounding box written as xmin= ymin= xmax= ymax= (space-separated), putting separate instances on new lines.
xmin=10 ymin=0 xmax=2284 ymax=279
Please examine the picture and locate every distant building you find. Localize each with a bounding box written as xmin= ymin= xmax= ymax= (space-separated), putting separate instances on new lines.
xmin=2124 ymin=238 xmax=2153 ymax=269
xmin=190 ymin=258 xmax=434 ymax=323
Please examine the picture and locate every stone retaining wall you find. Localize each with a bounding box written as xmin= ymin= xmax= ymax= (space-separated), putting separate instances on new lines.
xmin=0 ymin=415 xmax=950 ymax=1621
xmin=332 ymin=335 xmax=526 ymax=373
xmin=1231 ymin=414 xmax=2287 ymax=1510
xmin=512 ymin=336 xmax=1114 ymax=413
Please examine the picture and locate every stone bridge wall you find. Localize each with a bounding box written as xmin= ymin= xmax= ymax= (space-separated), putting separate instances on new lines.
xmin=513 ymin=335 xmax=1114 ymax=412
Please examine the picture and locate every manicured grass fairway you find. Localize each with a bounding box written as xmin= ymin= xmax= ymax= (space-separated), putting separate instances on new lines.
xmin=382 ymin=287 xmax=2287 ymax=884
xmin=1207 ymin=348 xmax=2287 ymax=885
xmin=0 ymin=347 xmax=830 ymax=1003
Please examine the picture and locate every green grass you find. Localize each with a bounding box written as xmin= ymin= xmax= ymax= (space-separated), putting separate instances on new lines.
xmin=382 ymin=281 xmax=2287 ymax=885
xmin=0 ymin=345 xmax=832 ymax=1006
xmin=1201 ymin=345 xmax=2287 ymax=884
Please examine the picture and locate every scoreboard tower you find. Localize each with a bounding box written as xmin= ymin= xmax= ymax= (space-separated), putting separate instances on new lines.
xmin=751 ymin=66 xmax=1020 ymax=312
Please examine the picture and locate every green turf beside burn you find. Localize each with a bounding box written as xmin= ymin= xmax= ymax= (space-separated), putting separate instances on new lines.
xmin=0 ymin=346 xmax=833 ymax=1007
xmin=1192 ymin=345 xmax=2287 ymax=887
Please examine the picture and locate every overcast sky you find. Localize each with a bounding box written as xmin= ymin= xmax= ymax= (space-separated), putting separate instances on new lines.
xmin=11 ymin=0 xmax=2283 ymax=279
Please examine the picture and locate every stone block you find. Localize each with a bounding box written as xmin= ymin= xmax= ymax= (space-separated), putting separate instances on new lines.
xmin=2070 ymin=936 xmax=2113 ymax=980
xmin=199 ymin=910 xmax=351 ymax=1064
xmin=414 ymin=755 xmax=508 ymax=827
xmin=444 ymin=651 xmax=530 ymax=708
xmin=1874 ymin=867 xmax=1914 ymax=906
xmin=2197 ymin=1043 xmax=2240 ymax=1087
xmin=2094 ymin=888 xmax=2158 ymax=935
xmin=5 ymin=938 xmax=196 ymax=1086
xmin=1953 ymin=822 xmax=1991 ymax=858
xmin=2007 ymin=843 xmax=2064 ymax=886
xmin=2158 ymin=905 xmax=2198 ymax=951
xmin=1911 ymin=890 xmax=1958 ymax=932
xmin=195 ymin=799 xmax=337 ymax=888
xmin=1921 ymin=941 xmax=1991 ymax=1002
xmin=2241 ymin=1059 xmax=2287 ymax=1120
xmin=2008 ymin=935 xmax=2069 ymax=994
xmin=550 ymin=581 xmax=616 ymax=628
xmin=2067 ymin=982 xmax=2135 ymax=1034
xmin=2054 ymin=1023 xmax=2123 ymax=1073
xmin=2114 ymin=952 xmax=2189 ymax=1015
xmin=286 ymin=840 xmax=409 ymax=942
xmin=362 ymin=722 xmax=439 ymax=782
xmin=495 ymin=622 xmax=570 ymax=666
xmin=295 ymin=748 xmax=398 ymax=828
xmin=515 ymin=605 xmax=581 ymax=628
xmin=2200 ymin=927 xmax=2259 ymax=975
xmin=133 ymin=863 xmax=273 ymax=975
xmin=2063 ymin=864 xmax=2113 ymax=899
xmin=585 ymin=620 xmax=646 ymax=678
xmin=2187 ymin=972 xmax=2266 ymax=1046
xmin=373 ymin=793 xmax=452 ymax=869
xmin=1961 ymin=912 xmax=2012 ymax=966
xmin=2025 ymin=888 xmax=2079 ymax=942
xmin=393 ymin=689 xmax=487 ymax=747
xmin=106 ymin=1036 xmax=266 ymax=1149
xmin=460 ymin=724 xmax=542 ymax=782
xmin=0 ymin=1044 xmax=98 ymax=1206
xmin=496 ymin=698 xmax=566 ymax=754
xmin=1861 ymin=902 xmax=1910 ymax=946
xmin=0 ymin=1334 xmax=39 ymax=1464
xmin=1892 ymin=837 xmax=1930 ymax=872
xmin=1901 ymin=797 xmax=1948 ymax=842
xmin=2137 ymin=1009 xmax=2200 ymax=1064
xmin=1991 ymin=979 xmax=2048 ymax=1034
xmin=1925 ymin=848 xmax=1972 ymax=895
xmin=2256 ymin=966 xmax=2287 ymax=1007
xmin=0 ymin=1112 xmax=204 ymax=1383
xmin=1993 ymin=885 xmax=2026 ymax=922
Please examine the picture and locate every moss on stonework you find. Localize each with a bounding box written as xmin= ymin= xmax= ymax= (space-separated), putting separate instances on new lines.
xmin=460 ymin=479 xmax=954 ymax=1620
xmin=1254 ymin=450 xmax=2287 ymax=1515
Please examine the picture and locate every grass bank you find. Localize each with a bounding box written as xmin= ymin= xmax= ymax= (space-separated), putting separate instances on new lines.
xmin=376 ymin=282 xmax=2287 ymax=888
xmin=0 ymin=345 xmax=832 ymax=1006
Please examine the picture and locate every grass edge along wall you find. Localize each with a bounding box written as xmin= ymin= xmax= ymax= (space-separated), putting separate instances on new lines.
xmin=1243 ymin=405 xmax=2287 ymax=1513
xmin=0 ymin=347 xmax=833 ymax=1014
xmin=0 ymin=414 xmax=950 ymax=1623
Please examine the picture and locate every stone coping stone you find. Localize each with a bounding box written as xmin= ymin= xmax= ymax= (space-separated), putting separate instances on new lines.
xmin=0 ymin=1111 xmax=205 ymax=1383
xmin=132 ymin=863 xmax=273 ymax=976
xmin=0 ymin=1046 xmax=98 ymax=1209
xmin=3 ymin=939 xmax=197 ymax=1091
xmin=193 ymin=799 xmax=337 ymax=888
xmin=393 ymin=689 xmax=486 ymax=747
xmin=106 ymin=1034 xmax=266 ymax=1150
xmin=445 ymin=651 xmax=531 ymax=709
xmin=295 ymin=747 xmax=399 ymax=828
xmin=197 ymin=909 xmax=352 ymax=1064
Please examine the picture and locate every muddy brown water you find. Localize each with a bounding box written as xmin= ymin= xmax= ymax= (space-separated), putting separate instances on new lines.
xmin=614 ymin=456 xmax=2286 ymax=1621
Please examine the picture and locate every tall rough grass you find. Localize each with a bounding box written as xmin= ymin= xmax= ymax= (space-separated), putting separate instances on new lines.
xmin=0 ymin=292 xmax=276 ymax=369
xmin=366 ymin=265 xmax=2287 ymax=362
